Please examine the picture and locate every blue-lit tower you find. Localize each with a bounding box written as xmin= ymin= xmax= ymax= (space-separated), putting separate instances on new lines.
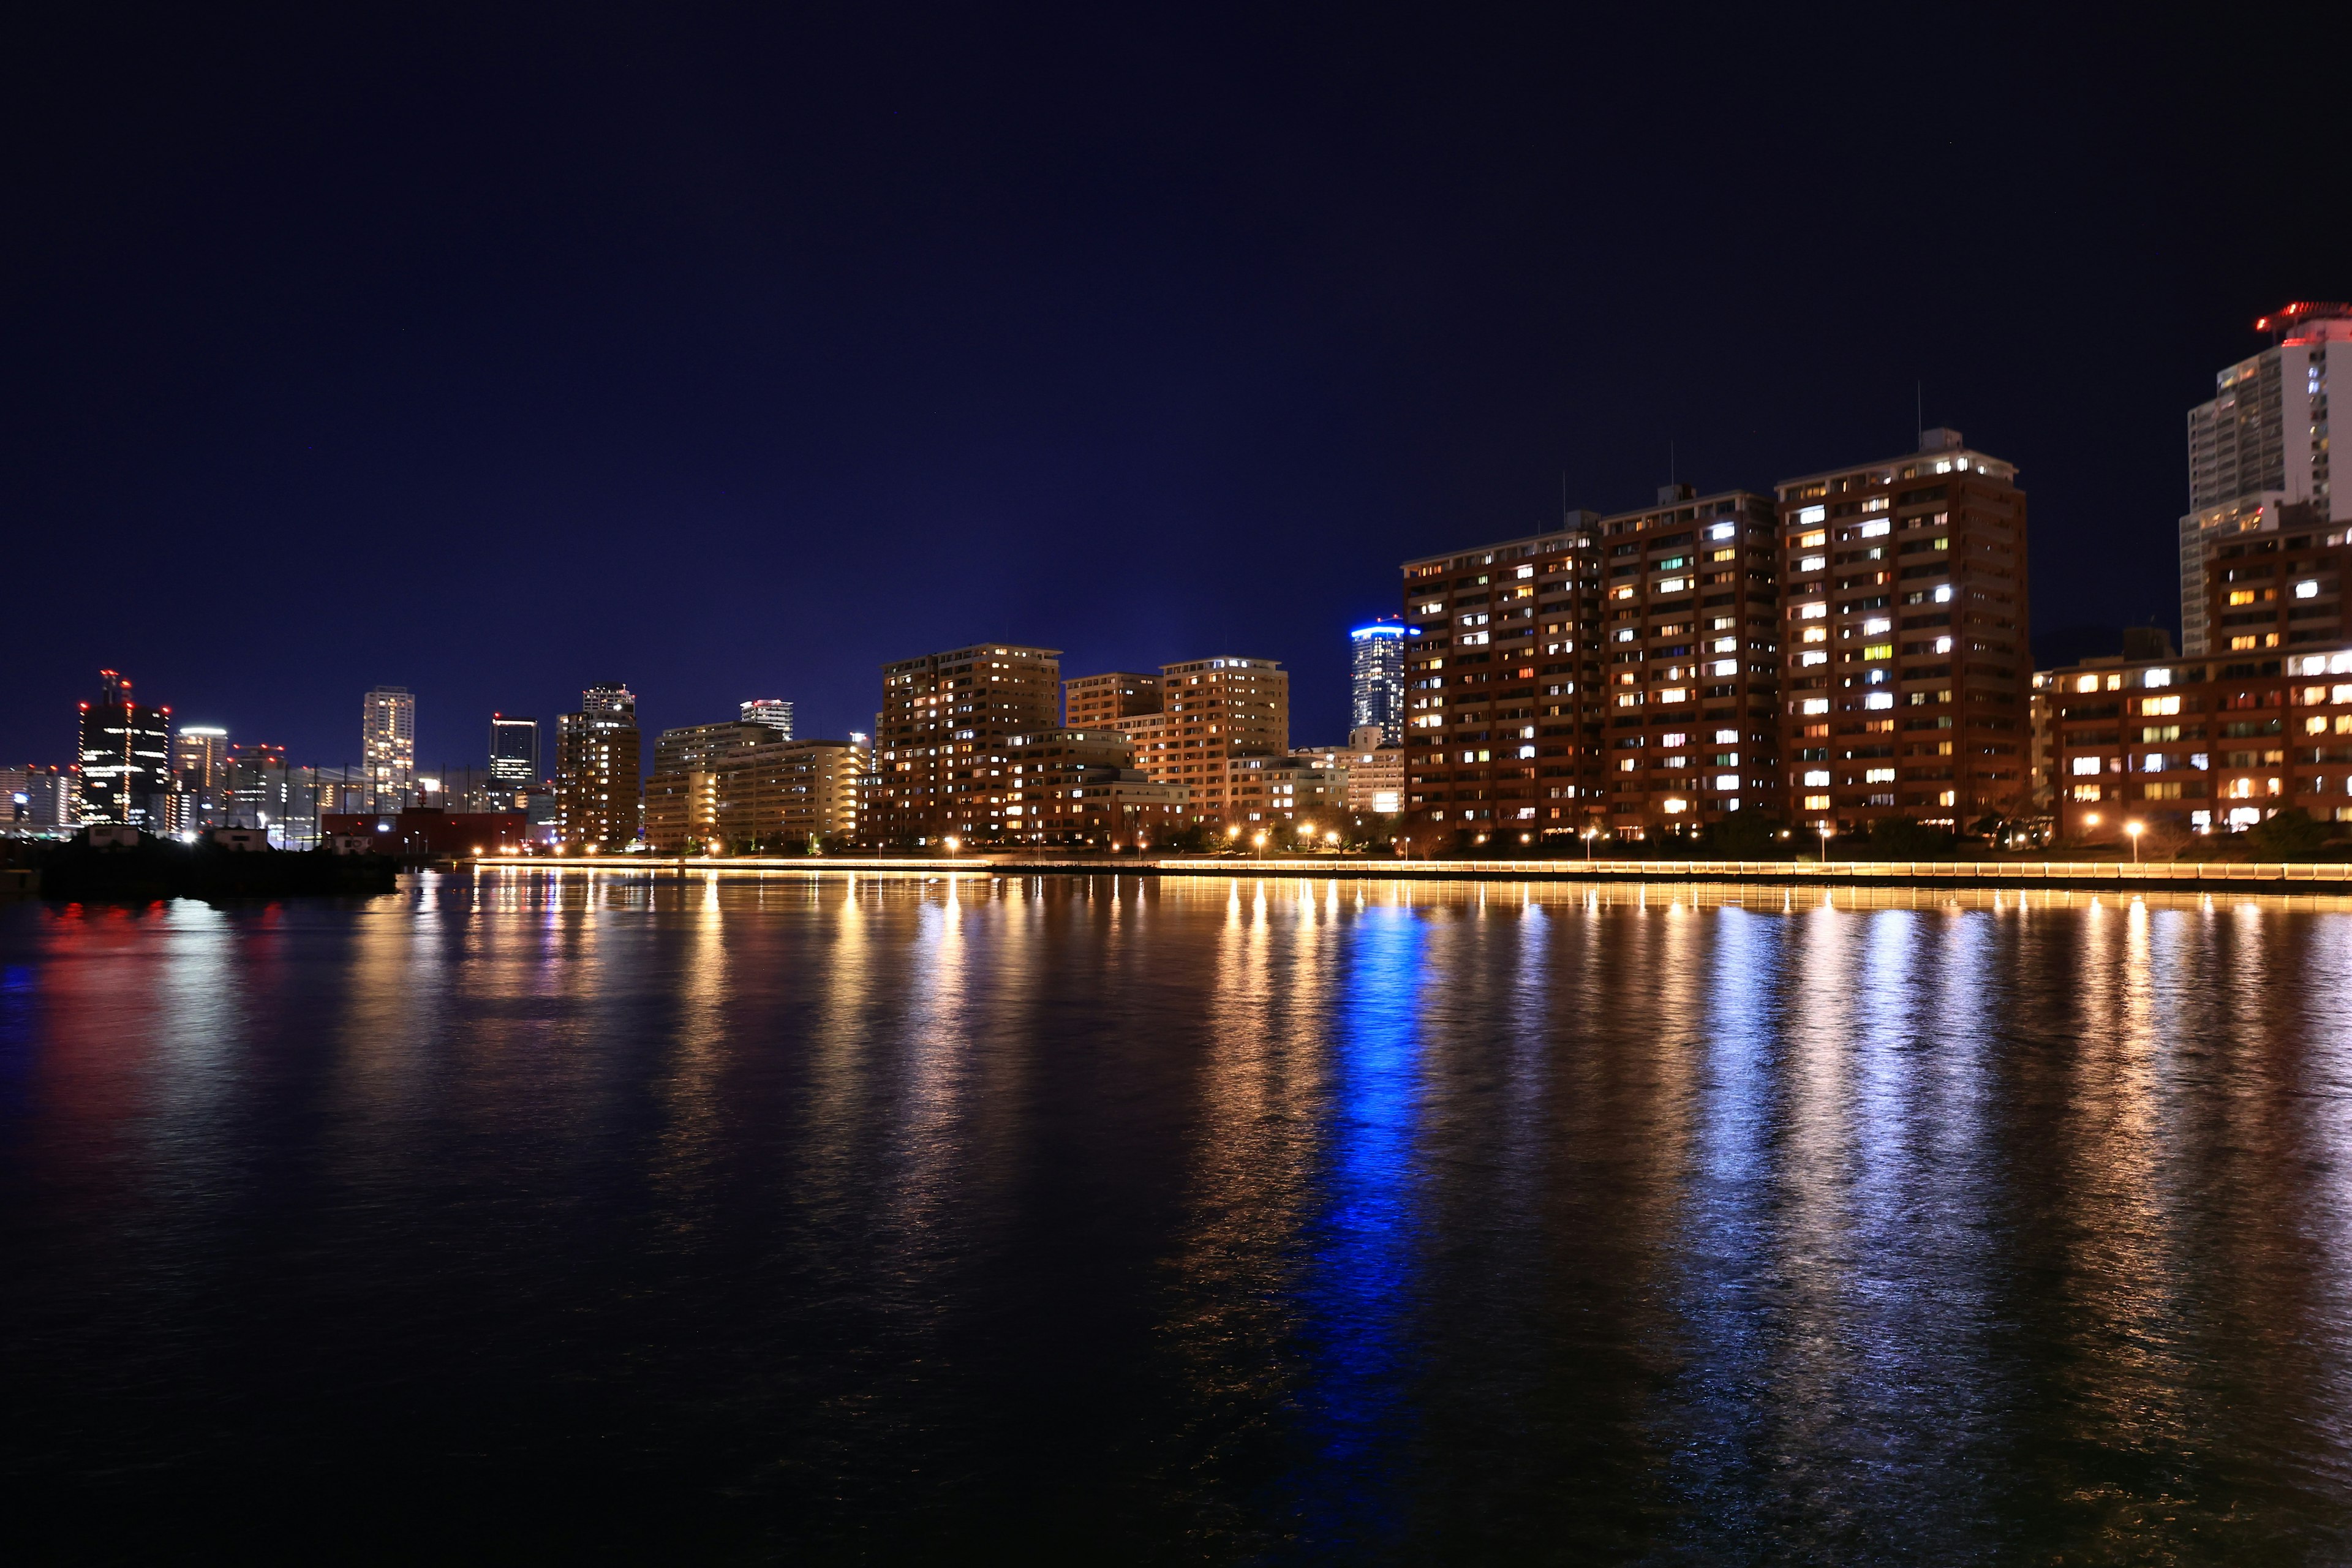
xmin=1349 ymin=620 xmax=1406 ymax=745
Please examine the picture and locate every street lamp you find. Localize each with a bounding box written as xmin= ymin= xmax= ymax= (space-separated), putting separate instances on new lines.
xmin=1583 ymin=827 xmax=1597 ymax=861
xmin=943 ymin=835 xmax=960 ymax=862
xmin=1817 ymin=821 xmax=1832 ymax=862
xmin=2127 ymin=820 xmax=2144 ymax=863
xmin=1253 ymin=831 xmax=1266 ymax=857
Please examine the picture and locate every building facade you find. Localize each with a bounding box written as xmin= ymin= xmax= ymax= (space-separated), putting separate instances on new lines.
xmin=739 ymin=699 xmax=794 ymax=737
xmin=1400 ymin=517 xmax=1605 ymax=841
xmin=556 ymin=684 xmax=642 ymax=850
xmin=1063 ymin=671 xmax=1163 ymax=729
xmin=489 ymin=714 xmax=540 ymax=792
xmin=173 ymin=725 xmax=230 ymax=832
xmin=1349 ymin=620 xmax=1406 ymax=745
xmin=362 ymin=685 xmax=416 ymax=809
xmin=1101 ymin=657 xmax=1287 ymax=824
xmin=2048 ymin=641 xmax=2352 ymax=842
xmin=1779 ymin=429 xmax=2032 ymax=834
xmin=2180 ymin=303 xmax=2351 ymax=653
xmin=76 ymin=670 xmax=172 ymax=829
xmin=1591 ymin=484 xmax=1784 ymax=836
xmin=865 ymin=644 xmax=1061 ymax=844
xmin=1003 ymin=728 xmax=1188 ymax=844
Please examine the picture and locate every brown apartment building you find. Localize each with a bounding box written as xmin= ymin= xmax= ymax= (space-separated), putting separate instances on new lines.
xmin=1003 ymin=728 xmax=1189 ymax=844
xmin=1779 ymin=429 xmax=2032 ymax=832
xmin=1067 ymin=657 xmax=1289 ymax=824
xmin=864 ymin=644 xmax=1061 ymax=845
xmin=1063 ymin=671 xmax=1163 ymax=728
xmin=1591 ymin=484 xmax=1784 ymax=835
xmin=2048 ymin=640 xmax=2352 ymax=841
xmin=1400 ymin=516 xmax=1605 ymax=841
xmin=2201 ymin=502 xmax=2352 ymax=657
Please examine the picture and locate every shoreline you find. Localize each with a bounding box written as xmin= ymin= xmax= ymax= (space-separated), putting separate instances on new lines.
xmin=474 ymin=854 xmax=2352 ymax=895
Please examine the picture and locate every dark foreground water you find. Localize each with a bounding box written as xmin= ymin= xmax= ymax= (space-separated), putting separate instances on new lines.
xmin=5 ymin=872 xmax=2352 ymax=1564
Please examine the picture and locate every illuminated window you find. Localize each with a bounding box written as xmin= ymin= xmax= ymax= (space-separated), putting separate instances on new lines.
xmin=1932 ymin=585 xmax=1953 ymax=603
xmin=1658 ymin=577 xmax=1689 ymax=593
xmin=1801 ymin=698 xmax=1830 ymax=715
xmin=2071 ymin=783 xmax=2101 ymax=801
xmin=1804 ymin=793 xmax=1831 ymax=810
xmin=1863 ymin=617 xmax=1892 ymax=635
xmin=2143 ymin=695 xmax=2180 ymax=715
xmin=1865 ymin=767 xmax=1895 ymax=783
xmin=2297 ymin=579 xmax=2320 ymax=598
xmin=1714 ymin=729 xmax=1738 ymax=744
xmin=2075 ymin=675 xmax=2100 ymax=693
xmin=1804 ymin=770 xmax=1831 ymax=787
xmin=1798 ymin=602 xmax=1827 ymax=620
xmin=1799 ymin=554 xmax=1826 ymax=571
xmin=1662 ymin=798 xmax=1689 ymax=813
xmin=1864 ymin=693 xmax=1894 ymax=710
xmin=1796 ymin=507 xmax=1826 ymax=526
xmin=1860 ymin=519 xmax=1890 ymax=538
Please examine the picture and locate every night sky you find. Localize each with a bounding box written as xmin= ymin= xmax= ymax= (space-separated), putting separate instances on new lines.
xmin=5 ymin=7 xmax=2341 ymax=771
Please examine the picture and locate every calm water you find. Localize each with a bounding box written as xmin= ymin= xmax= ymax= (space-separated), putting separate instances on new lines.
xmin=5 ymin=872 xmax=2352 ymax=1564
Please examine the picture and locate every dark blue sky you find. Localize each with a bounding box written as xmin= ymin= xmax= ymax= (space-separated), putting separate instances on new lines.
xmin=4 ymin=6 xmax=2340 ymax=770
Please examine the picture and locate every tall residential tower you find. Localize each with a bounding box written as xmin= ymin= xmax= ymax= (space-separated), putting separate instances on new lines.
xmin=1349 ymin=619 xmax=1406 ymax=745
xmin=2180 ymin=303 xmax=2351 ymax=653
xmin=363 ymin=685 xmax=417 ymax=808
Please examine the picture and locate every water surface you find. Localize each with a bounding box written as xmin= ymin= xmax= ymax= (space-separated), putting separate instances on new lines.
xmin=4 ymin=872 xmax=2351 ymax=1562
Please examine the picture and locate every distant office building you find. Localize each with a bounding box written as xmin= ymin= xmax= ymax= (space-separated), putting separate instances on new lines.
xmin=2 ymin=765 xmax=74 ymax=835
xmin=224 ymin=743 xmax=313 ymax=844
xmin=739 ymin=698 xmax=794 ymax=737
xmin=556 ymin=684 xmax=641 ymax=850
xmin=1096 ymin=657 xmax=1287 ymax=824
xmin=315 ymin=764 xmax=372 ymax=816
xmin=173 ymin=725 xmax=230 ymax=832
xmin=865 ymin=644 xmax=1061 ymax=844
xmin=1063 ymin=672 xmax=1163 ymax=729
xmin=2181 ymin=303 xmax=2351 ymax=653
xmin=1779 ymin=429 xmax=2030 ymax=833
xmin=489 ymin=714 xmax=540 ymax=791
xmin=77 ymin=670 xmax=172 ymax=829
xmin=1003 ymin=728 xmax=1188 ymax=844
xmin=363 ymin=685 xmax=417 ymax=808
xmin=1348 ymin=620 xmax=1406 ymax=745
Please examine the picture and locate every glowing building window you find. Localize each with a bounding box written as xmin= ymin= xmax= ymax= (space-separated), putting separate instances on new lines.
xmin=2297 ymin=580 xmax=2320 ymax=599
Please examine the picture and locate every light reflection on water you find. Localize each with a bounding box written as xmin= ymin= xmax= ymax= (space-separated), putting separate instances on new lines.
xmin=2 ymin=875 xmax=2351 ymax=1562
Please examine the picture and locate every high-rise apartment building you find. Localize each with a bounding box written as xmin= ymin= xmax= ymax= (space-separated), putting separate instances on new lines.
xmin=363 ymin=685 xmax=417 ymax=809
xmin=1349 ymin=620 xmax=1406 ymax=745
xmin=173 ymin=726 xmax=230 ymax=831
xmin=556 ymin=683 xmax=641 ymax=850
xmin=865 ymin=645 xmax=1061 ymax=844
xmin=1400 ymin=518 xmax=1604 ymax=840
xmin=1341 ymin=724 xmax=1404 ymax=815
xmin=1591 ymin=484 xmax=1784 ymax=835
xmin=1099 ymin=657 xmax=1288 ymax=824
xmin=739 ymin=699 xmax=794 ymax=737
xmin=1779 ymin=429 xmax=2031 ymax=832
xmin=76 ymin=670 xmax=172 ymax=829
xmin=2181 ymin=303 xmax=2351 ymax=653
xmin=489 ymin=714 xmax=540 ymax=792
xmin=1063 ymin=672 xmax=1163 ymax=729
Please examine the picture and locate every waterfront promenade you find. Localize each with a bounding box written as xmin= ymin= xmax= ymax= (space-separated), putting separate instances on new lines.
xmin=489 ymin=853 xmax=2352 ymax=894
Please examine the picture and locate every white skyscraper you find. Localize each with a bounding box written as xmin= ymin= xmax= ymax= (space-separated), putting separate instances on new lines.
xmin=2179 ymin=302 xmax=2349 ymax=653
xmin=363 ymin=685 xmax=417 ymax=808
